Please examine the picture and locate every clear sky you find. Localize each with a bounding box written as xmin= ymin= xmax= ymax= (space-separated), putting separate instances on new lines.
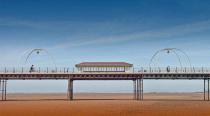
xmin=1 ymin=0 xmax=210 ymax=93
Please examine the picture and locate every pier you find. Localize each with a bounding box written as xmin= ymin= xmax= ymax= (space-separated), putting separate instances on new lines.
xmin=0 ymin=67 xmax=210 ymax=101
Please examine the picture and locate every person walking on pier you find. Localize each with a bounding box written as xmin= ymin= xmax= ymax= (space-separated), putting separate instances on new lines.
xmin=166 ymin=66 xmax=170 ymax=72
xmin=30 ymin=65 xmax=35 ymax=72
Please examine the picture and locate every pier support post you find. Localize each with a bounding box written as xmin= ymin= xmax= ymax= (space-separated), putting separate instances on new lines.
xmin=204 ymin=78 xmax=209 ymax=101
xmin=135 ymin=78 xmax=143 ymax=101
xmin=204 ymin=79 xmax=205 ymax=100
xmin=208 ymin=79 xmax=209 ymax=101
xmin=4 ymin=80 xmax=7 ymax=101
xmin=137 ymin=79 xmax=139 ymax=100
xmin=0 ymin=79 xmax=7 ymax=101
xmin=133 ymin=79 xmax=136 ymax=100
xmin=67 ymin=79 xmax=73 ymax=100
xmin=139 ymin=79 xmax=141 ymax=100
xmin=139 ymin=79 xmax=143 ymax=100
xmin=140 ymin=79 xmax=143 ymax=100
xmin=0 ymin=79 xmax=1 ymax=100
xmin=204 ymin=79 xmax=206 ymax=101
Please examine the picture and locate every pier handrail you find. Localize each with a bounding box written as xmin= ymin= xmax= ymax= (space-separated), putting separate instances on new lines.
xmin=0 ymin=67 xmax=210 ymax=74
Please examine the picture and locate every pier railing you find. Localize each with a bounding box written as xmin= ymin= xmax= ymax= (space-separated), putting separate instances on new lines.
xmin=0 ymin=67 xmax=210 ymax=74
xmin=133 ymin=67 xmax=210 ymax=73
xmin=0 ymin=67 xmax=74 ymax=74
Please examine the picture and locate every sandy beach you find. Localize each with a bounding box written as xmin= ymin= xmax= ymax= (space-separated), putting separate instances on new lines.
xmin=0 ymin=93 xmax=210 ymax=116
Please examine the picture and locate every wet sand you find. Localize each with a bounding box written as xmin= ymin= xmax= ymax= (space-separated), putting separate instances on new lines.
xmin=0 ymin=93 xmax=210 ymax=116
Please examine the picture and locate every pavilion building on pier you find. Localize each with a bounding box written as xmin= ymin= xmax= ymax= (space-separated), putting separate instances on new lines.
xmin=75 ymin=62 xmax=133 ymax=73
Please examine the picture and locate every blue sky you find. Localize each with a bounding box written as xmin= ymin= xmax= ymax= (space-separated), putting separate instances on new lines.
xmin=1 ymin=0 xmax=210 ymax=93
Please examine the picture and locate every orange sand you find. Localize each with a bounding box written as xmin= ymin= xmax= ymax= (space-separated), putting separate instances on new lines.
xmin=0 ymin=93 xmax=210 ymax=116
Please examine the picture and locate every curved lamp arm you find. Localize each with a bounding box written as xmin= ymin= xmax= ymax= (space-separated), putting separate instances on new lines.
xmin=149 ymin=48 xmax=191 ymax=69
xmin=25 ymin=48 xmax=56 ymax=68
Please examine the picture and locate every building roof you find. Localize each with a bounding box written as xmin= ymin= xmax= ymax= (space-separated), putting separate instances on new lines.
xmin=75 ymin=62 xmax=133 ymax=67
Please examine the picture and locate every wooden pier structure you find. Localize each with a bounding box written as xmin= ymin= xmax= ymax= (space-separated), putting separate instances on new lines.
xmin=0 ymin=67 xmax=210 ymax=101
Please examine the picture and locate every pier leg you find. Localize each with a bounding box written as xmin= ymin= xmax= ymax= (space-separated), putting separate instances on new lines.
xmin=138 ymin=79 xmax=141 ymax=100
xmin=136 ymin=79 xmax=143 ymax=101
xmin=208 ymin=79 xmax=209 ymax=101
xmin=136 ymin=79 xmax=139 ymax=100
xmin=204 ymin=79 xmax=206 ymax=101
xmin=2 ymin=80 xmax=4 ymax=100
xmin=138 ymin=79 xmax=143 ymax=101
xmin=133 ymin=79 xmax=136 ymax=100
xmin=5 ymin=80 xmax=7 ymax=101
xmin=139 ymin=79 xmax=141 ymax=100
xmin=141 ymin=79 xmax=143 ymax=100
xmin=0 ymin=79 xmax=1 ymax=100
xmin=68 ymin=79 xmax=73 ymax=100
xmin=1 ymin=79 xmax=7 ymax=101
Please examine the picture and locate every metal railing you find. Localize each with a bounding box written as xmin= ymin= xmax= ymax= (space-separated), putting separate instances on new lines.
xmin=0 ymin=67 xmax=75 ymax=73
xmin=133 ymin=67 xmax=210 ymax=73
xmin=0 ymin=67 xmax=209 ymax=74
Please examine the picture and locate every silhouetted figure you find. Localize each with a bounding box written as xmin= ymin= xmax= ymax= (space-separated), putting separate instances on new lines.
xmin=30 ymin=65 xmax=35 ymax=72
xmin=166 ymin=66 xmax=170 ymax=72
